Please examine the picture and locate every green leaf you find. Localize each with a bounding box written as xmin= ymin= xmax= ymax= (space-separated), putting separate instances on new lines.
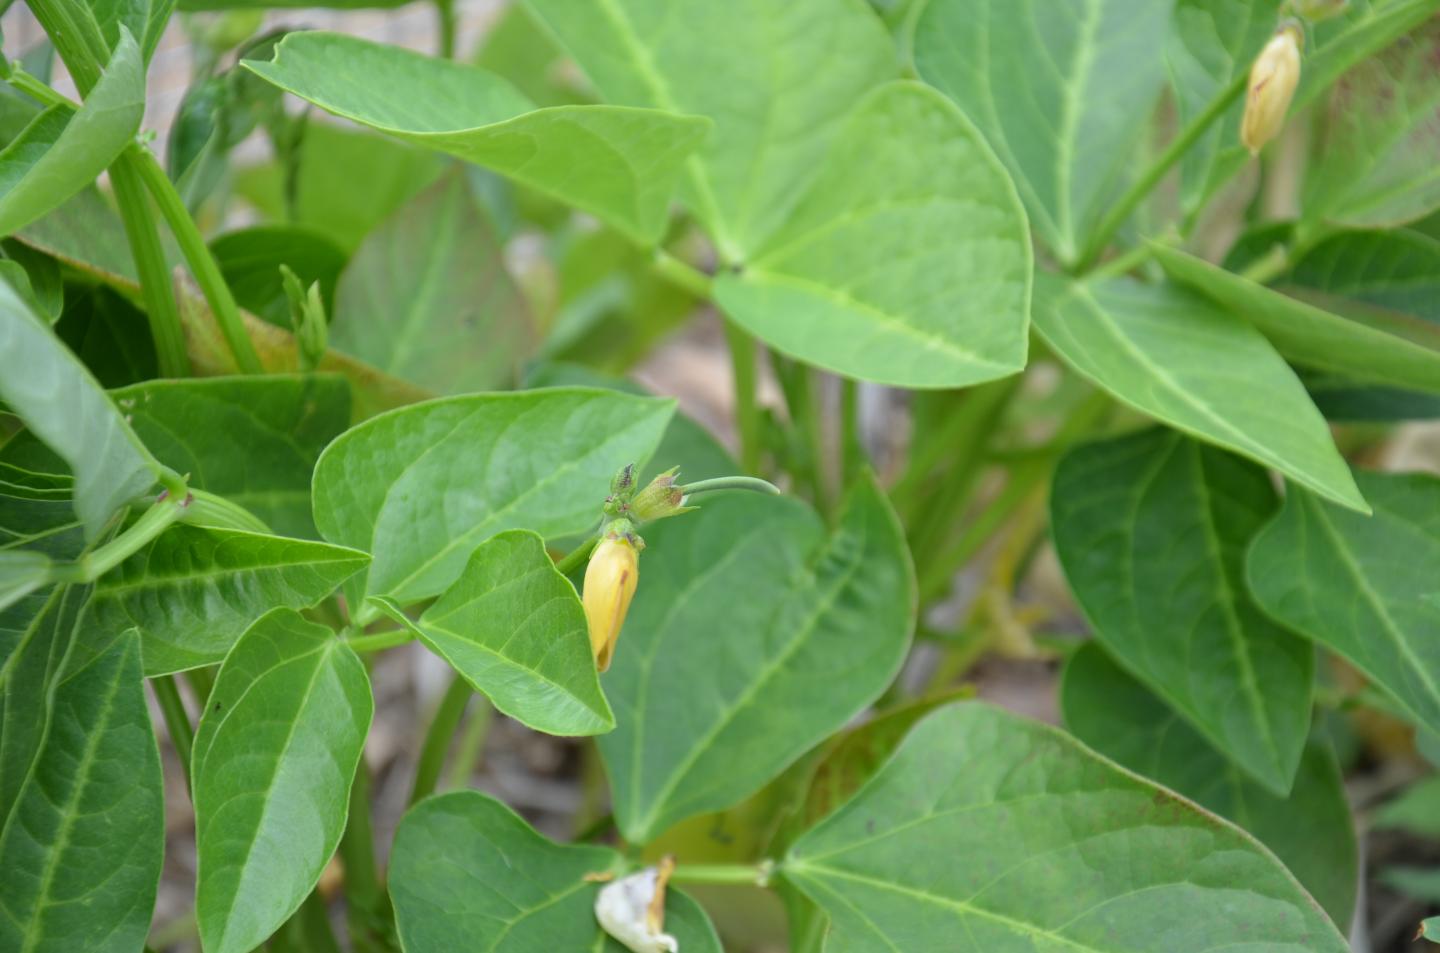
xmin=713 ymin=81 xmax=1031 ymax=388
xmin=113 ymin=374 xmax=351 ymax=540
xmin=0 ymin=33 xmax=143 ymax=237
xmin=1032 ymin=275 xmax=1366 ymax=512
xmin=374 ymin=530 xmax=612 ymax=736
xmin=0 ymin=279 xmax=158 ymax=540
xmin=1062 ymin=643 xmax=1357 ymax=928
xmin=332 ymin=173 xmax=533 ymax=393
xmin=1374 ymin=773 xmax=1440 ymax=838
xmin=1304 ymin=17 xmax=1440 ymax=229
xmin=911 ymin=0 xmax=1172 ymax=265
xmin=600 ymin=475 xmax=914 ymax=843
xmin=390 ymin=790 xmax=722 ymax=953
xmin=1051 ymin=428 xmax=1311 ymax=794
xmin=784 ymin=702 xmax=1349 ymax=953
xmin=242 ymin=32 xmax=709 ymax=244
xmin=180 ymin=0 xmax=408 ymax=10
xmin=312 ymin=388 xmax=673 ymax=604
xmin=0 ymin=549 xmax=50 ymax=612
xmin=525 ymin=0 xmax=894 ymax=259
xmin=211 ymin=225 xmax=346 ymax=328
xmin=1154 ymin=243 xmax=1440 ymax=394
xmin=193 ymin=608 xmax=372 ymax=953
xmin=1248 ymin=470 xmax=1440 ymax=739
xmin=0 ymin=241 xmax=63 ymax=324
xmin=0 ymin=630 xmax=164 ymax=953
xmin=1166 ymin=0 xmax=1283 ymax=212
xmin=1421 ymin=915 xmax=1440 ymax=942
xmin=83 ymin=524 xmax=368 ymax=676
xmin=1290 ymin=228 xmax=1440 ymax=324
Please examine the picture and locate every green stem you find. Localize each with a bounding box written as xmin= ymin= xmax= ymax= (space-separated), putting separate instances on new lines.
xmin=346 ymin=628 xmax=416 ymax=654
xmin=109 ymin=156 xmax=191 ymax=377
xmin=442 ymin=697 xmax=492 ymax=790
xmin=774 ymin=357 xmax=829 ymax=512
xmin=553 ymin=536 xmax=598 ymax=577
xmin=651 ymin=250 xmax=714 ymax=299
xmin=150 ymin=675 xmax=194 ymax=788
xmin=51 ymin=492 xmax=188 ymax=583
xmin=1075 ymin=71 xmax=1248 ymax=274
xmin=670 ymin=863 xmax=770 ymax=886
xmin=435 ymin=0 xmax=457 ymax=58
xmin=339 ymin=758 xmax=383 ymax=918
xmin=130 ymin=148 xmax=263 ymax=374
xmin=7 ymin=68 xmax=70 ymax=108
xmin=273 ymin=888 xmax=342 ymax=953
xmin=409 ymin=675 xmax=472 ymax=806
xmin=678 ymin=475 xmax=781 ymax=496
xmin=839 ymin=378 xmax=866 ymax=480
xmin=722 ymin=319 xmax=763 ymax=474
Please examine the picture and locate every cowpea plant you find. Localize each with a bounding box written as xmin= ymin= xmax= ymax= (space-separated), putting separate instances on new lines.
xmin=2 ymin=0 xmax=1440 ymax=949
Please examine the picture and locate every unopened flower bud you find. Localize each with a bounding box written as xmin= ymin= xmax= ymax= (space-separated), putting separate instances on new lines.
xmin=595 ymin=857 xmax=677 ymax=953
xmin=1242 ymin=24 xmax=1303 ymax=156
xmin=583 ymin=534 xmax=639 ymax=672
xmin=629 ymin=468 xmax=692 ymax=523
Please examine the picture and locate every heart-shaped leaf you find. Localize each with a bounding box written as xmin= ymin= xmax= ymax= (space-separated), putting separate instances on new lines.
xmin=911 ymin=0 xmax=1173 ymax=265
xmin=600 ymin=475 xmax=914 ymax=843
xmin=1248 ymin=470 xmax=1440 ymax=739
xmin=784 ymin=702 xmax=1349 ymax=953
xmin=193 ymin=609 xmax=372 ymax=953
xmin=1033 ymin=274 xmax=1366 ymax=511
xmin=312 ymin=388 xmax=673 ymax=605
xmin=375 ymin=531 xmax=613 ymax=736
xmin=1062 ymin=643 xmax=1357 ymax=927
xmin=0 ymin=630 xmax=164 ymax=953
xmin=390 ymin=790 xmax=722 ymax=953
xmin=713 ymin=81 xmax=1031 ymax=388
xmin=243 ymin=32 xmax=710 ymax=244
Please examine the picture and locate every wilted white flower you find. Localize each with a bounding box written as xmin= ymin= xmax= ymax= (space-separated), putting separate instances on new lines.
xmin=595 ymin=860 xmax=678 ymax=953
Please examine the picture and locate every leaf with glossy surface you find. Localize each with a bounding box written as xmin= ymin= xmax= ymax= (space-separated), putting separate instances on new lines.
xmin=0 ymin=630 xmax=164 ymax=953
xmin=332 ymin=173 xmax=532 ymax=393
xmin=391 ymin=790 xmax=721 ymax=953
xmin=243 ymin=32 xmax=709 ymax=244
xmin=193 ymin=609 xmax=372 ymax=953
xmin=600 ymin=476 xmax=914 ymax=843
xmin=713 ymin=82 xmax=1030 ymax=388
xmin=113 ymin=375 xmax=351 ymax=539
xmin=784 ymin=702 xmax=1350 ymax=953
xmin=0 ymin=280 xmax=157 ymax=540
xmin=1062 ymin=643 xmax=1356 ymax=927
xmin=526 ymin=0 xmax=894 ymax=259
xmin=1304 ymin=17 xmax=1440 ymax=229
xmin=0 ymin=33 xmax=143 ymax=236
xmin=1033 ymin=274 xmax=1366 ymax=511
xmin=1051 ymin=428 xmax=1311 ymax=793
xmin=312 ymin=388 xmax=673 ymax=604
xmin=1249 ymin=470 xmax=1440 ymax=739
xmin=1155 ymin=244 xmax=1440 ymax=394
xmin=83 ymin=524 xmax=369 ymax=675
xmin=911 ymin=0 xmax=1172 ymax=264
xmin=381 ymin=531 xmax=612 ymax=736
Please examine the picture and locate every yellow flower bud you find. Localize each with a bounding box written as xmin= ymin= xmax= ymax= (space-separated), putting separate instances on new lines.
xmin=583 ymin=536 xmax=639 ymax=672
xmin=1242 ymin=24 xmax=1303 ymax=156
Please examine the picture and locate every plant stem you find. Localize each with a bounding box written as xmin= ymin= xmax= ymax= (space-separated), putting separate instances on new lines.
xmin=722 ymin=319 xmax=763 ymax=474
xmin=441 ymin=698 xmax=492 ymax=790
xmin=678 ymin=475 xmax=781 ymax=496
xmin=339 ymin=758 xmax=383 ymax=922
xmin=130 ymin=148 xmax=263 ymax=374
xmin=346 ymin=628 xmax=416 ymax=654
xmin=670 ymin=863 xmax=770 ymax=886
xmin=651 ymin=250 xmax=714 ymax=299
xmin=435 ymin=0 xmax=457 ymax=58
xmin=109 ymin=156 xmax=191 ymax=377
xmin=1075 ymin=71 xmax=1248 ymax=274
xmin=7 ymin=68 xmax=70 ymax=108
xmin=51 ymin=492 xmax=188 ymax=583
xmin=553 ymin=536 xmax=598 ymax=576
xmin=150 ymin=675 xmax=194 ymax=788
xmin=408 ymin=675 xmax=472 ymax=806
xmin=273 ymin=888 xmax=343 ymax=953
xmin=774 ymin=357 xmax=829 ymax=512
xmin=839 ymin=378 xmax=866 ymax=481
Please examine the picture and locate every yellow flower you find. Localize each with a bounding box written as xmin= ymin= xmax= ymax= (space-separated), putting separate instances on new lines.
xmin=583 ymin=536 xmax=639 ymax=672
xmin=1242 ymin=24 xmax=1303 ymax=156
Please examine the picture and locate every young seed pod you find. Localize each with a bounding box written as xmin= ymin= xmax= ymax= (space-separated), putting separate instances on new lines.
xmin=1242 ymin=24 xmax=1303 ymax=156
xmin=583 ymin=535 xmax=639 ymax=672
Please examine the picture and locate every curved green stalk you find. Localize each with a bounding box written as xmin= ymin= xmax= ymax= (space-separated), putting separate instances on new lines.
xmin=108 ymin=156 xmax=192 ymax=377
